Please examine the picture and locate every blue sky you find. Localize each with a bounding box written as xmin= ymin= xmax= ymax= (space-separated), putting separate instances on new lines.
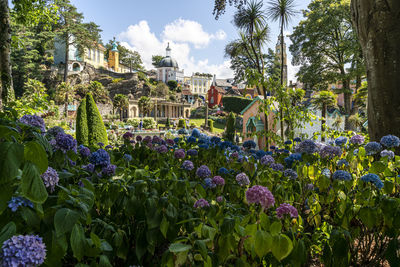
xmin=70 ymin=0 xmax=312 ymax=80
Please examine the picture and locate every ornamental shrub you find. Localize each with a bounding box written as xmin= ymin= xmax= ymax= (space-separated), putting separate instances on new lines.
xmin=76 ymin=98 xmax=89 ymax=146
xmin=166 ymin=117 xmax=171 ymax=129
xmin=86 ymin=93 xmax=108 ymax=146
xmin=143 ymin=118 xmax=156 ymax=129
xmin=222 ymin=96 xmax=252 ymax=114
xmin=224 ymin=112 xmax=236 ymax=141
xmin=178 ymin=118 xmax=186 ymax=129
xmin=208 ymin=119 xmax=214 ymax=133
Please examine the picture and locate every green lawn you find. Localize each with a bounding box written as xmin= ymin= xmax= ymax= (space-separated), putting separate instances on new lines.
xmin=189 ymin=119 xmax=225 ymax=134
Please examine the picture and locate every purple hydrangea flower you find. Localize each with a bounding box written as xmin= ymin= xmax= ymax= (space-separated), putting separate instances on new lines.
xmin=381 ymin=149 xmax=395 ymax=159
xmin=55 ymin=133 xmax=77 ymax=153
xmin=123 ymin=154 xmax=132 ymax=162
xmin=7 ymin=197 xmax=33 ymax=212
xmin=361 ymin=173 xmax=384 ymax=190
xmin=1 ymin=235 xmax=46 ymax=266
xmin=230 ymin=151 xmax=239 ymax=159
xmin=105 ymin=145 xmax=113 ymax=150
xmin=270 ymin=163 xmax=284 ymax=172
xmin=136 ymin=135 xmax=143 ymax=142
xmin=216 ymin=196 xmax=223 ymax=202
xmin=79 ymin=146 xmax=91 ymax=157
xmin=187 ymin=149 xmax=198 ymax=156
xmin=123 ymin=132 xmax=133 ymax=139
xmin=83 ymin=163 xmax=95 ymax=173
xmin=193 ymin=199 xmax=210 ymax=208
xmin=306 ymin=183 xmax=314 ymax=190
xmin=97 ymin=142 xmax=104 ymax=148
xmin=101 ymin=164 xmax=116 ymax=176
xmin=155 ymin=145 xmax=168 ymax=154
xmin=335 ymin=136 xmax=348 ymax=146
xmin=260 ymin=155 xmax=275 ymax=166
xmin=295 ymin=139 xmax=318 ymax=154
xmin=166 ymin=139 xmax=175 ymax=146
xmin=276 ymin=203 xmax=298 ymax=219
xmin=46 ymin=126 xmax=64 ymax=138
xmin=19 ymin=115 xmax=46 ymax=132
xmin=182 ymin=160 xmax=194 ymax=171
xmin=204 ymin=178 xmax=216 ymax=189
xmin=41 ymin=167 xmax=59 ymax=192
xmin=152 ymin=136 xmax=162 ymax=144
xmin=212 ymin=176 xmax=225 ymax=186
xmin=332 ymin=170 xmax=352 ymax=181
xmin=90 ymin=149 xmax=110 ymax=166
xmin=246 ymin=185 xmax=275 ymax=209
xmin=350 ymin=134 xmax=365 ymax=145
xmin=196 ymin=165 xmax=211 ymax=178
xmin=283 ymin=169 xmax=298 ymax=179
xmin=364 ymin=142 xmax=382 ymax=155
xmin=174 ymin=149 xmax=186 ymax=159
xmin=236 ymin=172 xmax=250 ymax=186
xmin=143 ymin=136 xmax=152 ymax=144
xmin=319 ymin=145 xmax=342 ymax=159
xmin=380 ymin=135 xmax=400 ymax=148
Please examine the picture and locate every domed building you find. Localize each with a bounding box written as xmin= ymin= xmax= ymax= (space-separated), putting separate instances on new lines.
xmin=157 ymin=43 xmax=184 ymax=83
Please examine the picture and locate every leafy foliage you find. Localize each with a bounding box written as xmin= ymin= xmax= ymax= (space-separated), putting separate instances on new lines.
xmin=222 ymin=96 xmax=252 ymax=114
xmin=224 ymin=112 xmax=236 ymax=141
xmin=86 ymin=93 xmax=108 ymax=146
xmin=76 ymin=98 xmax=89 ymax=146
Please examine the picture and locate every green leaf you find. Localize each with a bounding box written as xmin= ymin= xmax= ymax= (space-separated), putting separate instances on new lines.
xmin=370 ymin=161 xmax=386 ymax=174
xmin=160 ymin=216 xmax=169 ymax=238
xmin=101 ymin=240 xmax=113 ymax=252
xmin=91 ymin=232 xmax=101 ymax=248
xmin=99 ymin=255 xmax=112 ymax=267
xmin=254 ymin=230 xmax=272 ymax=258
xmin=21 ymin=162 xmax=48 ymax=203
xmin=24 ymin=141 xmax=48 ymax=174
xmin=221 ymin=217 xmax=235 ymax=236
xmin=71 ymin=224 xmax=86 ymax=261
xmin=359 ymin=207 xmax=377 ymax=229
xmin=269 ymin=221 xmax=282 ymax=236
xmin=169 ymin=243 xmax=192 ymax=253
xmin=271 ymin=235 xmax=293 ymax=261
xmin=0 ymin=142 xmax=24 ymax=183
xmin=54 ymin=208 xmax=80 ymax=236
xmin=0 ymin=222 xmax=16 ymax=245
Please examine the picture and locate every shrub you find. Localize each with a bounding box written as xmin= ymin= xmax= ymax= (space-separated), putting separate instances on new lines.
xmin=166 ymin=117 xmax=171 ymax=129
xmin=208 ymin=119 xmax=214 ymax=133
xmin=86 ymin=93 xmax=108 ymax=146
xmin=224 ymin=112 xmax=236 ymax=141
xmin=112 ymin=78 xmax=124 ymax=83
xmin=127 ymin=118 xmax=139 ymax=127
xmin=143 ymin=118 xmax=156 ymax=129
xmin=222 ymin=96 xmax=253 ymax=114
xmin=178 ymin=119 xmax=186 ymax=129
xmin=76 ymin=98 xmax=89 ymax=146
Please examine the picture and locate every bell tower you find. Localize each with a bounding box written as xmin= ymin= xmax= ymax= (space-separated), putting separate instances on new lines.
xmin=108 ymin=37 xmax=119 ymax=71
xmin=275 ymin=34 xmax=288 ymax=86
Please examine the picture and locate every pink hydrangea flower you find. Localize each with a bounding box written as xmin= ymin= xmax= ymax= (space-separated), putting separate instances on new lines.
xmin=193 ymin=199 xmax=210 ymax=208
xmin=276 ymin=203 xmax=298 ymax=219
xmin=212 ymin=176 xmax=225 ymax=186
xmin=245 ymin=185 xmax=275 ymax=209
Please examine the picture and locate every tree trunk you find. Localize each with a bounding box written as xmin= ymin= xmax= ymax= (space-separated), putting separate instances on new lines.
xmin=64 ymin=35 xmax=69 ymax=117
xmin=0 ymin=0 xmax=14 ymax=106
xmin=280 ymin=26 xmax=284 ymax=141
xmin=343 ymin=78 xmax=352 ymax=130
xmin=351 ymin=0 xmax=400 ymax=140
xmin=321 ymin=104 xmax=326 ymax=142
xmin=262 ymin=86 xmax=269 ymax=151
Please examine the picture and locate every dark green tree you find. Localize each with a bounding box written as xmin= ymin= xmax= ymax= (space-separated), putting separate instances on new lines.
xmin=138 ymin=96 xmax=152 ymax=117
xmin=76 ymin=97 xmax=89 ymax=146
xmin=311 ymin=90 xmax=336 ymax=141
xmin=151 ymin=55 xmax=163 ymax=68
xmin=225 ymin=112 xmax=236 ymax=141
xmin=167 ymin=80 xmax=178 ymax=91
xmin=86 ymin=93 xmax=108 ymax=146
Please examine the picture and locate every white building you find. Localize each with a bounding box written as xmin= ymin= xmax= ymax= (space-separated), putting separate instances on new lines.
xmin=184 ymin=74 xmax=213 ymax=97
xmin=156 ymin=43 xmax=184 ymax=83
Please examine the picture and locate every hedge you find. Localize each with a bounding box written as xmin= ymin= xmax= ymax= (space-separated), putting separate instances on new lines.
xmin=222 ymin=96 xmax=253 ymax=114
xmin=76 ymin=98 xmax=89 ymax=146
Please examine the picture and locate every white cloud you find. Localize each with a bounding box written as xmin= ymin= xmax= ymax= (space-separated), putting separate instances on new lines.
xmin=118 ymin=20 xmax=233 ymax=78
xmin=162 ymin=18 xmax=226 ymax=49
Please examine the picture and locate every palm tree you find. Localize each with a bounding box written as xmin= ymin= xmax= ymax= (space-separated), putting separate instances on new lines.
xmin=332 ymin=116 xmax=343 ymax=131
xmin=311 ymin=90 xmax=336 ymax=142
xmin=113 ymin=94 xmax=129 ymax=121
xmin=267 ymin=0 xmax=298 ymax=140
xmin=138 ymin=96 xmax=153 ymax=118
xmin=348 ymin=113 xmax=364 ymax=131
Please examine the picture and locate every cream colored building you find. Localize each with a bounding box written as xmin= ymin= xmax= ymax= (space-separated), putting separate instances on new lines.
xmin=184 ymin=75 xmax=213 ymax=97
xmin=127 ymin=98 xmax=191 ymax=119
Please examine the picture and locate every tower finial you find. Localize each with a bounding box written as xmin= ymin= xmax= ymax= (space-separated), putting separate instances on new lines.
xmin=166 ymin=42 xmax=171 ymax=57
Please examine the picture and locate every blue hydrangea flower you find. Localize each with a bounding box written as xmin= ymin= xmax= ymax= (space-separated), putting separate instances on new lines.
xmin=284 ymin=140 xmax=292 ymax=145
xmin=191 ymin=128 xmax=201 ymax=138
xmin=187 ymin=136 xmax=196 ymax=143
xmin=319 ymin=145 xmax=342 ymax=159
xmin=361 ymin=173 xmax=384 ymax=189
xmin=218 ymin=167 xmax=229 ymax=175
xmin=79 ymin=146 xmax=91 ymax=157
xmin=270 ymin=163 xmax=284 ymax=171
xmin=210 ymin=136 xmax=221 ymax=144
xmin=260 ymin=155 xmax=275 ymax=166
xmin=101 ymin=164 xmax=116 ymax=176
xmin=321 ymin=168 xmax=331 ymax=178
xmin=55 ymin=132 xmax=77 ymax=153
xmin=380 ymin=149 xmax=395 ymax=159
xmin=364 ymin=142 xmax=382 ymax=155
xmin=218 ymin=141 xmax=232 ymax=150
xmin=295 ymin=139 xmax=318 ymax=154
xmin=19 ymin=115 xmax=46 ymax=133
xmin=335 ymin=136 xmax=348 ymax=146
xmin=97 ymin=142 xmax=104 ymax=148
xmin=243 ymin=140 xmax=256 ymax=149
xmin=8 ymin=197 xmax=33 ymax=212
xmin=90 ymin=149 xmax=110 ymax=166
xmin=123 ymin=154 xmax=132 ymax=162
xmin=284 ymin=153 xmax=302 ymax=168
xmin=173 ymin=137 xmax=180 ymax=143
xmin=46 ymin=126 xmax=64 ymax=138
xmin=41 ymin=167 xmax=59 ymax=192
xmin=293 ymin=137 xmax=302 ymax=142
xmin=380 ymin=135 xmax=400 ymax=148
xmin=337 ymin=159 xmax=349 ymax=168
xmin=203 ymin=178 xmax=216 ymax=189
xmin=187 ymin=149 xmax=198 ymax=156
xmin=83 ymin=163 xmax=95 ymax=173
xmin=178 ymin=128 xmax=189 ymax=135
xmin=199 ymin=144 xmax=209 ymax=149
xmin=196 ymin=165 xmax=211 ymax=178
xmin=182 ymin=160 xmax=194 ymax=171
xmin=1 ymin=235 xmax=46 ymax=266
xmin=332 ymin=170 xmax=352 ymax=181
xmin=284 ymin=169 xmax=298 ymax=179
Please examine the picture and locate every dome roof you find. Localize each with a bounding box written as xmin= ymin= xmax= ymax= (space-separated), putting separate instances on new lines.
xmin=158 ymin=56 xmax=178 ymax=68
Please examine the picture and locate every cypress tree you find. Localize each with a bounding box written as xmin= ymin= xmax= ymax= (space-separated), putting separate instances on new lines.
xmin=76 ymin=98 xmax=89 ymax=146
xmin=86 ymin=93 xmax=108 ymax=146
xmin=225 ymin=112 xmax=236 ymax=141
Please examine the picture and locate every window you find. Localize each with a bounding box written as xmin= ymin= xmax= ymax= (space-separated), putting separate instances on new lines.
xmin=210 ymin=96 xmax=214 ymax=104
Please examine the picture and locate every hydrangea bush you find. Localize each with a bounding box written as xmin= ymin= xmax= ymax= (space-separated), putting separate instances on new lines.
xmin=1 ymin=115 xmax=400 ymax=267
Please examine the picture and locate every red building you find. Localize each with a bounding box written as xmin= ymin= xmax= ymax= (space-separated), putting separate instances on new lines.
xmin=207 ymin=85 xmax=225 ymax=108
